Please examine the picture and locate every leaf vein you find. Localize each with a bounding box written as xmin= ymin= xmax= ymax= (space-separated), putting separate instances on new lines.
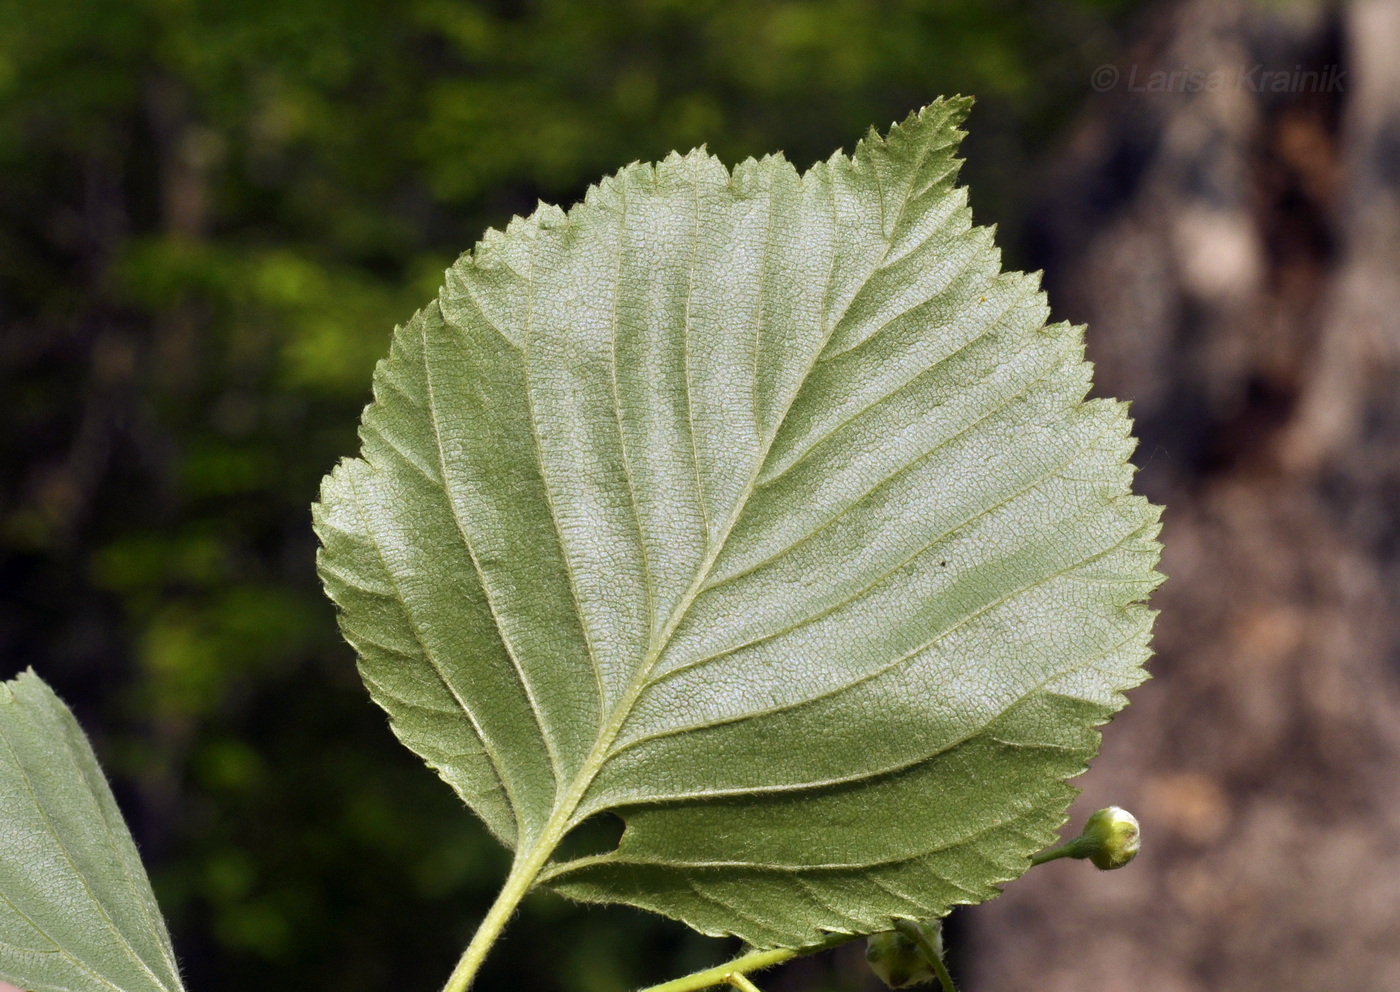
xmin=754 ymin=272 xmax=1042 ymax=495
xmin=342 ymin=467 xmax=522 ymax=837
xmin=680 ymin=164 xmax=712 ymax=541
xmin=710 ymin=332 xmax=1062 ymax=593
xmin=519 ymin=240 xmax=609 ymax=727
xmin=668 ymin=394 xmax=1093 ymax=688
xmin=611 ymin=522 xmax=1151 ymax=767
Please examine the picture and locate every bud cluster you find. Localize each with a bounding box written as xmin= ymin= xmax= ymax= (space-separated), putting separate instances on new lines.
xmin=865 ymin=919 xmax=944 ymax=989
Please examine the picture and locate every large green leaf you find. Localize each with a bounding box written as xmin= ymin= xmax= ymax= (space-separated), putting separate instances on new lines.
xmin=0 ymin=671 xmax=185 ymax=992
xmin=314 ymin=98 xmax=1162 ymax=948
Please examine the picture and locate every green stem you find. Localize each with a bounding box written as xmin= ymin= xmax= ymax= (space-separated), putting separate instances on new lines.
xmin=892 ymin=920 xmax=956 ymax=992
xmin=440 ymin=847 xmax=545 ymax=992
xmin=634 ymin=934 xmax=859 ymax=992
xmin=725 ymin=976 xmax=764 ymax=992
xmin=1028 ymin=836 xmax=1090 ymax=867
xmin=441 ymin=720 xmax=630 ymax=989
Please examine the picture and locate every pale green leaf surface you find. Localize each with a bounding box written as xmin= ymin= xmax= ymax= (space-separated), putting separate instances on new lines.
xmin=0 ymin=672 xmax=184 ymax=992
xmin=314 ymin=99 xmax=1163 ymax=947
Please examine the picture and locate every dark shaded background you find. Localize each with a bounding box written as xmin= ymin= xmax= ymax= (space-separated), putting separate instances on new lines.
xmin=4 ymin=1 xmax=1398 ymax=990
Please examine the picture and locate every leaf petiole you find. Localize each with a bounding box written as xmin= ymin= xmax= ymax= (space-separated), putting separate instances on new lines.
xmin=632 ymin=934 xmax=860 ymax=992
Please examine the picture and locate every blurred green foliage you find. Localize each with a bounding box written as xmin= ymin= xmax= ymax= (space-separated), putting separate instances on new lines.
xmin=0 ymin=1 xmax=1146 ymax=989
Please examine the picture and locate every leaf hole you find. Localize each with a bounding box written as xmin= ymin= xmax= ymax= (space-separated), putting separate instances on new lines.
xmin=555 ymin=811 xmax=625 ymax=861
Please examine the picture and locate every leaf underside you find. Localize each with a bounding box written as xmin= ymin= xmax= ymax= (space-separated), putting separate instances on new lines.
xmin=314 ymin=98 xmax=1163 ymax=948
xmin=0 ymin=671 xmax=185 ymax=992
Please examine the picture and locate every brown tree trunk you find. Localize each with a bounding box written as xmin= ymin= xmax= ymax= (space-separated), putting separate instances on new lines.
xmin=970 ymin=1 xmax=1400 ymax=989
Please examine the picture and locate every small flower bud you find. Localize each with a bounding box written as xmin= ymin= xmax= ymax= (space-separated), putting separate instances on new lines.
xmin=865 ymin=920 xmax=943 ymax=989
xmin=1078 ymin=805 xmax=1140 ymax=870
